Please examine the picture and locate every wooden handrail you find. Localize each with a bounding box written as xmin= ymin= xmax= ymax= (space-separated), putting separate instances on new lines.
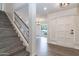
xmin=14 ymin=11 xmax=29 ymax=43
xmin=14 ymin=12 xmax=29 ymax=29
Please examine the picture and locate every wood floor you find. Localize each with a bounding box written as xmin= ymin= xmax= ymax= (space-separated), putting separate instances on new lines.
xmin=0 ymin=11 xmax=30 ymax=56
xmin=36 ymin=37 xmax=79 ymax=56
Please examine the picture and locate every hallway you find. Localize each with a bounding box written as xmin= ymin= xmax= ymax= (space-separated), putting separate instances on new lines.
xmin=1 ymin=3 xmax=79 ymax=56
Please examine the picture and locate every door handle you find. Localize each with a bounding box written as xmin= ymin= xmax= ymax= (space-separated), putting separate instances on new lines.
xmin=70 ymin=29 xmax=74 ymax=34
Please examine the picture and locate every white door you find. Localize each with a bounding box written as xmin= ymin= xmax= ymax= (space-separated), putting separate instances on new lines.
xmin=63 ymin=16 xmax=75 ymax=46
xmin=50 ymin=16 xmax=75 ymax=47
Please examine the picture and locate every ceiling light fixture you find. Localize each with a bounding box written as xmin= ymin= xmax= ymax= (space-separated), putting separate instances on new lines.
xmin=60 ymin=3 xmax=70 ymax=7
xmin=43 ymin=7 xmax=47 ymax=11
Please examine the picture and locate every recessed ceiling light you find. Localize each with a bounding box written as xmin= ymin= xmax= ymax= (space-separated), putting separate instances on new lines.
xmin=43 ymin=7 xmax=47 ymax=11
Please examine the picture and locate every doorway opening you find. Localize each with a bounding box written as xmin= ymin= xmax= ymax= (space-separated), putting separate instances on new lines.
xmin=36 ymin=17 xmax=48 ymax=56
xmin=41 ymin=22 xmax=48 ymax=38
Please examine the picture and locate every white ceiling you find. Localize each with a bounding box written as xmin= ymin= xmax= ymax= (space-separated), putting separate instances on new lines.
xmin=36 ymin=3 xmax=78 ymax=18
xmin=15 ymin=3 xmax=79 ymax=19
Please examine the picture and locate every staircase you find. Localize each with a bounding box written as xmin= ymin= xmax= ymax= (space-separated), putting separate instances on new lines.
xmin=0 ymin=11 xmax=30 ymax=56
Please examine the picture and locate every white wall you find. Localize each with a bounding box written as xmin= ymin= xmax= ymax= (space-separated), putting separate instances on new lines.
xmin=4 ymin=3 xmax=27 ymax=20
xmin=74 ymin=7 xmax=79 ymax=49
xmin=13 ymin=3 xmax=26 ymax=10
xmin=47 ymin=7 xmax=79 ymax=49
xmin=4 ymin=3 xmax=14 ymax=20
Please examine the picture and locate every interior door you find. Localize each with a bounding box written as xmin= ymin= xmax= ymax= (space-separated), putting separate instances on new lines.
xmin=50 ymin=16 xmax=75 ymax=47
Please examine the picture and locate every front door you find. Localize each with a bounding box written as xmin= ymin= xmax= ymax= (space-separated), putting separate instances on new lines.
xmin=50 ymin=16 xmax=75 ymax=47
